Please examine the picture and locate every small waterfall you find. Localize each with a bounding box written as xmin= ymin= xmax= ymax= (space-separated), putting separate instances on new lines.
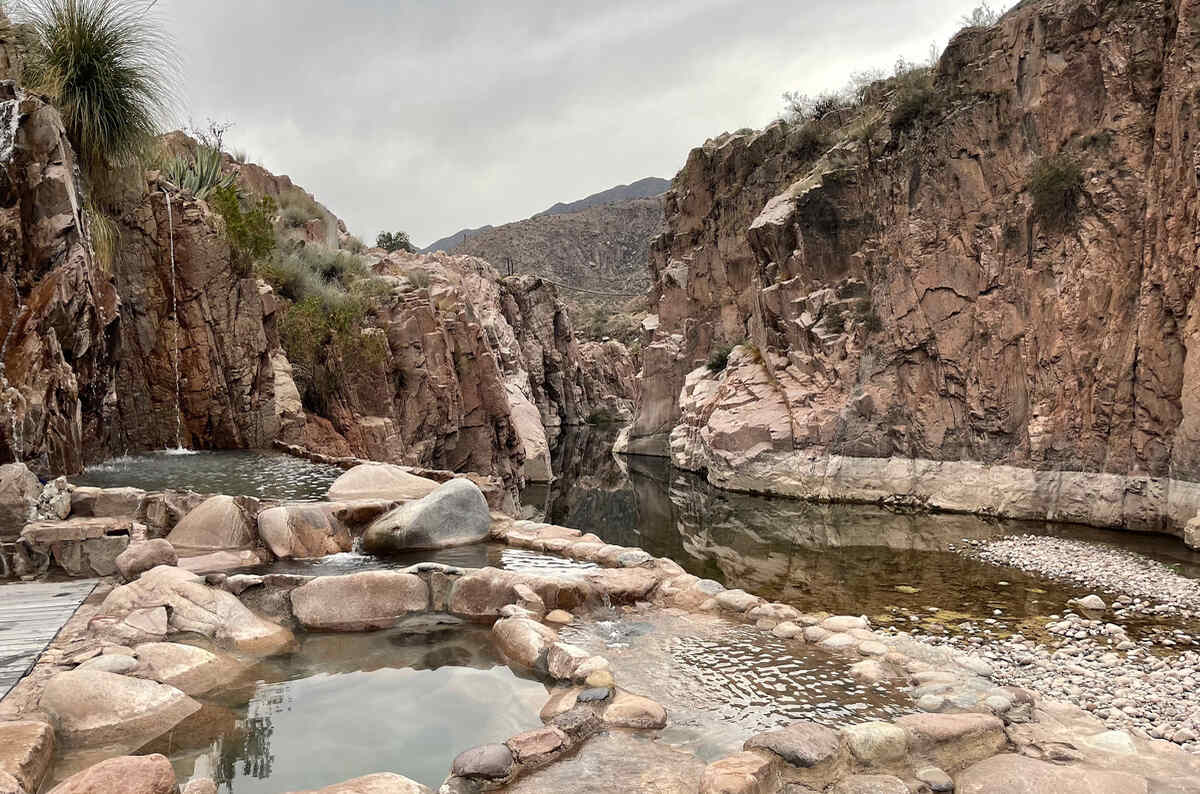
xmin=0 ymin=93 xmax=23 ymax=463
xmin=161 ymin=188 xmax=186 ymax=453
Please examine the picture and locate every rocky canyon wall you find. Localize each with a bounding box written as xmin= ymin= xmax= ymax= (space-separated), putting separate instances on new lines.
xmin=297 ymin=251 xmax=637 ymax=486
xmin=620 ymin=0 xmax=1200 ymax=537
xmin=0 ymin=60 xmax=119 ymax=476
xmin=97 ymin=183 xmax=292 ymax=455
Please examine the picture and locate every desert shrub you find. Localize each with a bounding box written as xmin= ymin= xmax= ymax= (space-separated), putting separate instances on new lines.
xmin=277 ymin=188 xmax=322 ymax=229
xmin=278 ymin=291 xmax=374 ymax=414
xmin=889 ymin=68 xmax=937 ymax=132
xmin=404 ymin=267 xmax=431 ymax=289
xmin=343 ymin=235 xmax=366 ymax=254
xmin=783 ymin=91 xmax=849 ymax=124
xmin=231 ymin=148 xmax=247 ymax=164
xmin=377 ymin=230 xmax=416 ymax=253
xmin=959 ymin=2 xmax=1001 ymax=28
xmin=209 ymin=185 xmax=275 ymax=276
xmin=280 ymin=203 xmax=313 ymax=229
xmin=707 ymin=344 xmax=733 ymax=373
xmin=1029 ymin=154 xmax=1084 ymax=230
xmin=789 ymin=122 xmax=827 ymax=161
xmin=16 ymin=0 xmax=178 ymax=184
xmin=165 ymin=144 xmax=235 ymax=200
xmin=258 ymin=243 xmax=369 ymax=303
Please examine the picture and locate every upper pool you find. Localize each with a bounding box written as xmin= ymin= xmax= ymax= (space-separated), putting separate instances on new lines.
xmin=73 ymin=450 xmax=345 ymax=501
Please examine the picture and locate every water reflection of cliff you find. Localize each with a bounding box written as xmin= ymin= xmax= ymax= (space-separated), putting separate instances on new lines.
xmin=524 ymin=429 xmax=1200 ymax=619
xmin=154 ymin=627 xmax=541 ymax=792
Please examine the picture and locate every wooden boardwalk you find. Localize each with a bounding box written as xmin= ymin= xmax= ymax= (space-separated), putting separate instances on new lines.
xmin=0 ymin=579 xmax=96 ymax=698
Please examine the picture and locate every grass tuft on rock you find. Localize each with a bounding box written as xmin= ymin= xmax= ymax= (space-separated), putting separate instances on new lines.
xmin=1029 ymin=154 xmax=1084 ymax=231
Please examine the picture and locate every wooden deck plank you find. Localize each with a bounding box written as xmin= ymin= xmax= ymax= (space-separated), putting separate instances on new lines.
xmin=0 ymin=579 xmax=96 ymax=698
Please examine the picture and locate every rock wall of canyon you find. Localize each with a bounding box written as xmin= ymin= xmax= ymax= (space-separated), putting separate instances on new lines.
xmin=300 ymin=252 xmax=637 ymax=486
xmin=0 ymin=46 xmax=119 ymax=476
xmin=0 ymin=66 xmax=634 ymax=486
xmin=97 ymin=183 xmax=292 ymax=455
xmin=620 ymin=0 xmax=1200 ymax=535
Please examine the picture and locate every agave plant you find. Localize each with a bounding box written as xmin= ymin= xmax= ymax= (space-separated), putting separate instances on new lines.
xmin=164 ymin=145 xmax=236 ymax=201
xmin=15 ymin=0 xmax=179 ymax=180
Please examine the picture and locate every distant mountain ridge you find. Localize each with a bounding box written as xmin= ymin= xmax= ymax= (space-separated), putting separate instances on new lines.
xmin=533 ymin=177 xmax=671 ymax=218
xmin=420 ymin=224 xmax=494 ymax=255
xmin=420 ymin=177 xmax=669 ymax=253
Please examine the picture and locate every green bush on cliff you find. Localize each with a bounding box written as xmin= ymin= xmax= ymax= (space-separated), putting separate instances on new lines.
xmin=1029 ymin=154 xmax=1084 ymax=230
xmin=17 ymin=0 xmax=178 ymax=182
xmin=209 ymin=185 xmax=276 ymax=277
xmin=889 ymin=69 xmax=937 ymax=132
xmin=707 ymin=344 xmax=733 ymax=373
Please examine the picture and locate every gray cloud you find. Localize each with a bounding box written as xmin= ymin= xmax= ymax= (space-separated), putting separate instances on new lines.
xmin=160 ymin=0 xmax=974 ymax=246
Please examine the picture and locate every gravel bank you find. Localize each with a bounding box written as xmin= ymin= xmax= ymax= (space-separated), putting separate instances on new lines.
xmin=958 ymin=535 xmax=1200 ymax=617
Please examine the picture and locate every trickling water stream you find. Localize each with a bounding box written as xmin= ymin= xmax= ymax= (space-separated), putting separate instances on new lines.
xmin=161 ymin=188 xmax=185 ymax=451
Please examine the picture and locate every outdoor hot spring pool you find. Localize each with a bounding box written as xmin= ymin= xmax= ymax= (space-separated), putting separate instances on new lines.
xmin=46 ymin=626 xmax=548 ymax=791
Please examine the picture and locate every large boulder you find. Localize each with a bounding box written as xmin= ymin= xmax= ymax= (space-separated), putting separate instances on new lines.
xmin=257 ymin=504 xmax=351 ymax=559
xmin=115 ymin=540 xmax=178 ymax=581
xmin=0 ymin=464 xmax=39 ymax=539
xmin=287 ymin=773 xmax=432 ymax=793
xmin=165 ymin=495 xmax=255 ymax=553
xmin=290 ymin=571 xmax=429 ymax=631
xmin=0 ymin=721 xmax=53 ymax=793
xmin=40 ymin=670 xmax=200 ymax=748
xmin=362 ymin=478 xmax=490 ymax=553
xmin=94 ymin=565 xmax=294 ymax=654
xmin=133 ymin=642 xmax=243 ymax=696
xmin=46 ymin=754 xmax=176 ymax=794
xmin=326 ymin=464 xmax=440 ymax=502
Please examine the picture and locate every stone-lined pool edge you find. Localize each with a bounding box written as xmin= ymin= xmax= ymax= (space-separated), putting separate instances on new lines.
xmin=1 ymin=473 xmax=1197 ymax=792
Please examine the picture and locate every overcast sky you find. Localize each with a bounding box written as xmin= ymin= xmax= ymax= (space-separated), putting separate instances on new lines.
xmin=159 ymin=0 xmax=975 ymax=247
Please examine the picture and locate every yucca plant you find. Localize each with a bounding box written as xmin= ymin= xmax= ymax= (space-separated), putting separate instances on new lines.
xmin=14 ymin=0 xmax=178 ymax=183
xmin=164 ymin=145 xmax=235 ymax=200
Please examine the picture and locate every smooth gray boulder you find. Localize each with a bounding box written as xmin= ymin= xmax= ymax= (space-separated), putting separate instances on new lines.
xmin=362 ymin=479 xmax=490 ymax=553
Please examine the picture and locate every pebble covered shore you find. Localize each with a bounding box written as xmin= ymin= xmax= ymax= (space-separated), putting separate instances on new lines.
xmin=898 ymin=535 xmax=1200 ymax=751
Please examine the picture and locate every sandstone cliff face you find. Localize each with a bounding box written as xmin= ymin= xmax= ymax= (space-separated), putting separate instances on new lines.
xmin=297 ymin=252 xmax=637 ymax=485
xmin=621 ymin=0 xmax=1200 ymax=535
xmin=0 ymin=81 xmax=119 ymax=476
xmin=98 ymin=184 xmax=293 ymax=454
